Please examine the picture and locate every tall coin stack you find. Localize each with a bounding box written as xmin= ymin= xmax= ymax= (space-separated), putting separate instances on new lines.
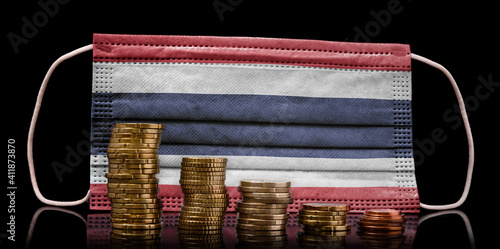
xmin=297 ymin=203 xmax=350 ymax=248
xmin=105 ymin=123 xmax=165 ymax=246
xmin=177 ymin=157 xmax=229 ymax=247
xmin=235 ymin=179 xmax=293 ymax=248
xmin=356 ymin=209 xmax=406 ymax=248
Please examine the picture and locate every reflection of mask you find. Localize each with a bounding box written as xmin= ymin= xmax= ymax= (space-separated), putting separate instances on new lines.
xmin=27 ymin=33 xmax=474 ymax=212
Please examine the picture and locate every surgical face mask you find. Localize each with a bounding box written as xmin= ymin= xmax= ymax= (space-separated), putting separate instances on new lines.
xmin=27 ymin=33 xmax=474 ymax=212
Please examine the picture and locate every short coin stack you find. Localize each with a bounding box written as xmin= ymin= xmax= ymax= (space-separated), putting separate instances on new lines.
xmin=105 ymin=123 xmax=164 ymax=246
xmin=297 ymin=203 xmax=350 ymax=248
xmin=357 ymin=209 xmax=406 ymax=248
xmin=177 ymin=157 xmax=228 ymax=246
xmin=235 ymin=179 xmax=293 ymax=247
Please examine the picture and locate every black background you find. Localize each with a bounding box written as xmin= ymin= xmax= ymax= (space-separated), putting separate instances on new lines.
xmin=2 ymin=0 xmax=499 ymax=248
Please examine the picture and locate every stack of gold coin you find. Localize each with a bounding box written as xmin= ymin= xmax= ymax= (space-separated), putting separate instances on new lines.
xmin=105 ymin=123 xmax=164 ymax=246
xmin=297 ymin=203 xmax=350 ymax=248
xmin=177 ymin=157 xmax=228 ymax=247
xmin=235 ymin=179 xmax=292 ymax=247
xmin=357 ymin=209 xmax=406 ymax=248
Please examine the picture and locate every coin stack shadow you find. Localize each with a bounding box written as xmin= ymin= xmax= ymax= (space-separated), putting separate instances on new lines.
xmin=235 ymin=179 xmax=293 ymax=248
xmin=356 ymin=209 xmax=406 ymax=248
xmin=105 ymin=123 xmax=165 ymax=247
xmin=297 ymin=203 xmax=351 ymax=248
xmin=177 ymin=157 xmax=229 ymax=248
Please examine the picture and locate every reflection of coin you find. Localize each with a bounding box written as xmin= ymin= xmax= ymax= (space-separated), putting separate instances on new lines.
xmin=237 ymin=218 xmax=288 ymax=225
xmin=236 ymin=223 xmax=287 ymax=231
xmin=236 ymin=229 xmax=287 ymax=236
xmin=302 ymin=224 xmax=351 ymax=231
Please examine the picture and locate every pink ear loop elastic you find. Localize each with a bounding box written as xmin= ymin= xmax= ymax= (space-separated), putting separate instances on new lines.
xmin=411 ymin=53 xmax=475 ymax=210
xmin=27 ymin=44 xmax=93 ymax=206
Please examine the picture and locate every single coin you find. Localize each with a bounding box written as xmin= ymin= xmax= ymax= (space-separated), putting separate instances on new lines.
xmin=237 ymin=213 xmax=289 ymax=220
xmin=236 ymin=201 xmax=288 ymax=209
xmin=359 ymin=216 xmax=406 ymax=223
xmin=357 ymin=220 xmax=404 ymax=227
xmin=240 ymin=179 xmax=291 ymax=188
xmin=301 ymin=224 xmax=351 ymax=231
xmin=111 ymin=198 xmax=161 ymax=204
xmin=179 ymin=180 xmax=226 ymax=185
xmin=181 ymin=166 xmax=226 ymax=172
xmin=110 ymin=217 xmax=162 ymax=224
xmin=238 ymin=186 xmax=290 ymax=193
xmin=105 ymin=173 xmax=157 ymax=179
xmin=297 ymin=214 xmax=346 ymax=221
xmin=111 ymin=223 xmax=162 ymax=230
xmin=111 ymin=208 xmax=162 ymax=214
xmin=107 ymin=193 xmax=159 ymax=199
xmin=111 ymin=203 xmax=162 ymax=209
xmin=358 ymin=224 xmax=405 ymax=231
xmin=182 ymin=157 xmax=227 ymax=163
xmin=107 ymin=187 xmax=158 ymax=194
xmin=236 ymin=207 xmax=287 ymax=214
xmin=302 ymin=203 xmax=350 ymax=212
xmin=236 ymin=229 xmax=286 ymax=236
xmin=236 ymin=223 xmax=286 ymax=231
xmin=243 ymin=197 xmax=293 ymax=204
xmin=108 ymin=178 xmax=159 ymax=184
xmin=107 ymin=183 xmax=158 ymax=189
xmin=299 ymin=210 xmax=349 ymax=216
xmin=108 ymin=163 xmax=159 ymax=169
xmin=114 ymin=123 xmax=166 ymax=129
xmin=180 ymin=162 xmax=227 ymax=168
xmin=183 ymin=193 xmax=229 ymax=199
xmin=111 ymin=128 xmax=163 ymax=134
xmin=365 ymin=209 xmax=402 ymax=217
xmin=237 ymin=218 xmax=288 ymax=225
xmin=241 ymin=192 xmax=292 ymax=198
xmin=299 ymin=219 xmax=346 ymax=226
xmin=110 ymin=133 xmax=161 ymax=139
xmin=107 ymin=148 xmax=157 ymax=154
xmin=110 ymin=213 xmax=162 ymax=219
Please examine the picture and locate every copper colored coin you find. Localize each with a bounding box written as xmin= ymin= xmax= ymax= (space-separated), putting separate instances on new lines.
xmin=365 ymin=209 xmax=402 ymax=217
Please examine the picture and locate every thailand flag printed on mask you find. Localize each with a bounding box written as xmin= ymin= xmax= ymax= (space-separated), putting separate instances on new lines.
xmin=89 ymin=33 xmax=419 ymax=213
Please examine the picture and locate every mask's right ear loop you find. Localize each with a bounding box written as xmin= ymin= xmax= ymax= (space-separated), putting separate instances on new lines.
xmin=27 ymin=44 xmax=93 ymax=206
xmin=411 ymin=53 xmax=475 ymax=210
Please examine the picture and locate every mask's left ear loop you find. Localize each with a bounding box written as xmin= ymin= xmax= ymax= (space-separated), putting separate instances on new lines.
xmin=27 ymin=44 xmax=93 ymax=206
xmin=411 ymin=53 xmax=475 ymax=210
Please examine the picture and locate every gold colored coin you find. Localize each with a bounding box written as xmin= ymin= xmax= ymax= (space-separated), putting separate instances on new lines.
xmin=107 ymin=187 xmax=158 ymax=194
xmin=108 ymin=168 xmax=160 ymax=174
xmin=177 ymin=223 xmax=223 ymax=230
xmin=184 ymin=197 xmax=228 ymax=203
xmin=241 ymin=192 xmax=292 ymax=198
xmin=243 ymin=197 xmax=293 ymax=204
xmin=180 ymin=175 xmax=226 ymax=181
xmin=108 ymin=163 xmax=159 ymax=169
xmin=111 ymin=203 xmax=162 ymax=209
xmin=111 ymin=208 xmax=162 ymax=214
xmin=105 ymin=173 xmax=157 ymax=179
xmin=108 ymin=158 xmax=159 ymax=164
xmin=237 ymin=218 xmax=288 ymax=225
xmin=236 ymin=223 xmax=286 ymax=231
xmin=236 ymin=229 xmax=286 ymax=236
xmin=182 ymin=189 xmax=228 ymax=194
xmin=107 ymin=193 xmax=159 ymax=199
xmin=181 ymin=171 xmax=226 ymax=176
xmin=237 ymin=234 xmax=287 ymax=242
xmin=183 ymin=202 xmax=228 ymax=208
xmin=299 ymin=210 xmax=349 ymax=216
xmin=181 ymin=162 xmax=226 ymax=167
xmin=299 ymin=219 xmax=346 ymax=226
xmin=111 ymin=127 xmax=163 ymax=134
xmin=107 ymin=174 xmax=160 ymax=182
xmin=299 ymin=230 xmax=351 ymax=237
xmin=110 ymin=133 xmax=161 ymax=139
xmin=110 ymin=233 xmax=161 ymax=240
xmin=236 ymin=207 xmax=287 ymax=214
xmin=240 ymin=179 xmax=291 ymax=188
xmin=181 ymin=206 xmax=227 ymax=212
xmin=298 ymin=214 xmax=346 ymax=221
xmin=107 ymin=148 xmax=157 ymax=154
xmin=107 ymin=183 xmax=158 ymax=189
xmin=110 ymin=237 xmax=162 ymax=245
xmin=365 ymin=209 xmax=402 ymax=217
xmin=178 ymin=215 xmax=225 ymax=222
xmin=114 ymin=123 xmax=166 ymax=129
xmin=108 ymin=142 xmax=160 ymax=148
xmin=302 ymin=202 xmax=350 ymax=212
xmin=179 ymin=180 xmax=226 ymax=185
xmin=111 ymin=228 xmax=162 ymax=235
xmin=237 ymin=213 xmax=289 ymax=220
xmin=181 ymin=166 xmax=226 ymax=172
xmin=177 ymin=220 xmax=224 ymax=226
xmin=301 ymin=224 xmax=351 ymax=231
xmin=110 ymin=217 xmax=162 ymax=224
xmin=182 ymin=157 xmax=227 ymax=163
xmin=111 ymin=223 xmax=162 ymax=230
xmin=297 ymin=232 xmax=346 ymax=242
xmin=111 ymin=198 xmax=161 ymax=204
xmin=238 ymin=186 xmax=290 ymax=193
xmin=183 ymin=193 xmax=228 ymax=199
xmin=181 ymin=184 xmax=226 ymax=190
xmin=236 ymin=201 xmax=288 ymax=209
xmin=108 ymin=137 xmax=161 ymax=144
xmin=177 ymin=228 xmax=222 ymax=235
xmin=179 ymin=210 xmax=226 ymax=217
xmin=110 ymin=213 xmax=162 ymax=219
xmin=107 ymin=153 xmax=158 ymax=159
